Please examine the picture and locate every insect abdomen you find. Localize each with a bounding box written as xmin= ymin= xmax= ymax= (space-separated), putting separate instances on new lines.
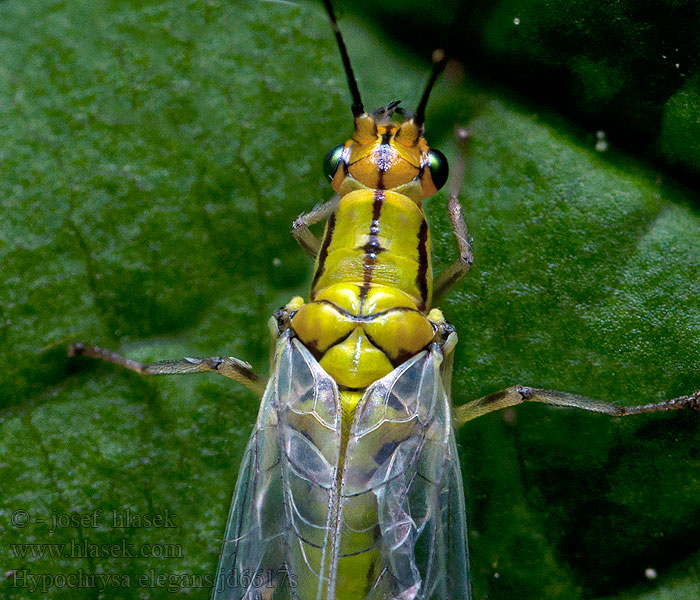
xmin=291 ymin=189 xmax=436 ymax=389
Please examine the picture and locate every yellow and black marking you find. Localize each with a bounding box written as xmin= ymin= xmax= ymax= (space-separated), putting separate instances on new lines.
xmin=65 ymin=3 xmax=700 ymax=599
xmin=291 ymin=103 xmax=448 ymax=391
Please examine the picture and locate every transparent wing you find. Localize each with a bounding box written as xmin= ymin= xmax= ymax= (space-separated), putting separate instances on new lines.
xmin=276 ymin=338 xmax=343 ymax=599
xmin=212 ymin=338 xmax=286 ymax=600
xmin=337 ymin=343 xmax=471 ymax=600
xmin=212 ymin=331 xmax=342 ymax=600
xmin=440 ymin=428 xmax=471 ymax=599
xmin=212 ymin=333 xmax=469 ymax=600
xmin=423 ymin=339 xmax=471 ymax=599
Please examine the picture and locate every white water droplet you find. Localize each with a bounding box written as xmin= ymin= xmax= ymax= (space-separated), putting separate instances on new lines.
xmin=513 ymin=17 xmax=520 ymax=25
xmin=595 ymin=131 xmax=608 ymax=152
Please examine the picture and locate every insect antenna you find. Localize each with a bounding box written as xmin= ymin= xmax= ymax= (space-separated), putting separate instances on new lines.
xmin=322 ymin=0 xmax=364 ymax=117
xmin=414 ymin=49 xmax=447 ymax=126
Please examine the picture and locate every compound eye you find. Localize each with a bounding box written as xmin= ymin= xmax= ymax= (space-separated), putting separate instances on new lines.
xmin=323 ymin=144 xmax=345 ymax=181
xmin=427 ymin=149 xmax=449 ymax=191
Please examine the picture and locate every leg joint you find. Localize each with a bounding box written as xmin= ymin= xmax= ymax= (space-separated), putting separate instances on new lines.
xmin=516 ymin=385 xmax=534 ymax=400
xmin=67 ymin=342 xmax=85 ymax=357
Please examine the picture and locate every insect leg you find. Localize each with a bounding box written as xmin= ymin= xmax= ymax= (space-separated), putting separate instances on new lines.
xmin=68 ymin=343 xmax=265 ymax=395
xmin=433 ymin=127 xmax=474 ymax=302
xmin=291 ymin=194 xmax=339 ymax=258
xmin=455 ymin=385 xmax=700 ymax=427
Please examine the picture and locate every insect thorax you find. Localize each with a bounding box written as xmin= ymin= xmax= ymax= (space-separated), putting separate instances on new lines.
xmin=289 ymin=187 xmax=443 ymax=390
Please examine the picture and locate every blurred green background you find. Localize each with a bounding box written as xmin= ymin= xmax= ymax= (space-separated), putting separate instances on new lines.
xmin=355 ymin=0 xmax=700 ymax=181
xmin=1 ymin=1 xmax=699 ymax=599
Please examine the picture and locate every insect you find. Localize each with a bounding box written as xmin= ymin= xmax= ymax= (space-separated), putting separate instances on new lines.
xmin=58 ymin=2 xmax=700 ymax=600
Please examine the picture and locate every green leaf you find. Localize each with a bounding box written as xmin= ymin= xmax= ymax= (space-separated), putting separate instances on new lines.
xmin=1 ymin=1 xmax=699 ymax=600
xmin=353 ymin=0 xmax=700 ymax=178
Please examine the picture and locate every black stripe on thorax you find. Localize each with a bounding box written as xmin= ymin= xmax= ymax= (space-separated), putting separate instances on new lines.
xmin=304 ymin=299 xmax=425 ymax=322
xmin=310 ymin=211 xmax=336 ymax=297
xmin=359 ymin=190 xmax=385 ymax=306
